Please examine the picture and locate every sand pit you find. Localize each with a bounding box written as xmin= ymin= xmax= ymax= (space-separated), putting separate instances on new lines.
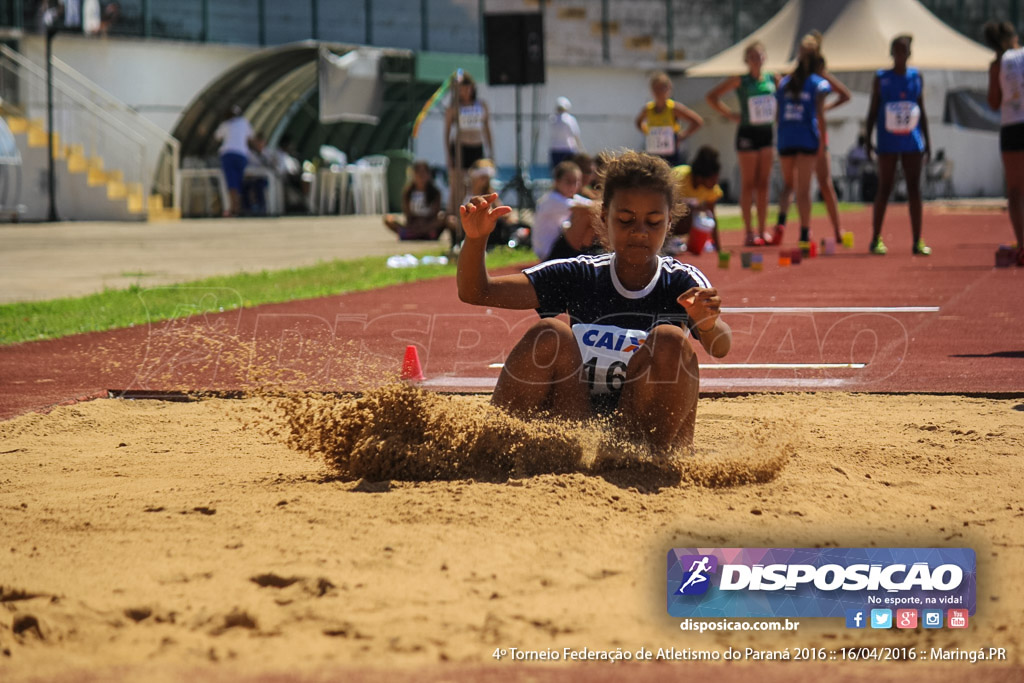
xmin=1 ymin=391 xmax=1023 ymax=681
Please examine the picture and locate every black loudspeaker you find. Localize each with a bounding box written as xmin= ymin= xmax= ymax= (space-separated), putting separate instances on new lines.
xmin=484 ymin=13 xmax=545 ymax=86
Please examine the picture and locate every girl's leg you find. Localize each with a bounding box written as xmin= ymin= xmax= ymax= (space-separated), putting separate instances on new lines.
xmin=755 ymin=146 xmax=774 ymax=236
xmin=1003 ymin=151 xmax=1024 ymax=256
xmin=492 ymin=318 xmax=591 ymax=420
xmin=871 ymin=153 xmax=899 ymax=250
xmin=794 ymin=153 xmax=815 ymax=234
xmin=617 ymin=325 xmax=700 ymax=451
xmin=775 ymin=155 xmax=796 ymax=244
xmin=816 ymin=148 xmax=842 ymax=240
xmin=737 ymin=150 xmax=758 ymax=241
xmin=901 ymin=152 xmax=926 ymax=251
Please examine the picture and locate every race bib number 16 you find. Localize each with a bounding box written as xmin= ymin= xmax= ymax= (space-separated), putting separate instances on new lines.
xmin=572 ymin=324 xmax=648 ymax=395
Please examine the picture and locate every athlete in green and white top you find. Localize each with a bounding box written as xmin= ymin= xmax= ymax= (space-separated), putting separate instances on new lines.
xmin=706 ymin=41 xmax=779 ymax=245
xmin=737 ymin=71 xmax=777 ymax=130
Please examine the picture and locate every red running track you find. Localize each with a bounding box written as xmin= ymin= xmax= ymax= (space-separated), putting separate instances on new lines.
xmin=2 ymin=207 xmax=1023 ymax=420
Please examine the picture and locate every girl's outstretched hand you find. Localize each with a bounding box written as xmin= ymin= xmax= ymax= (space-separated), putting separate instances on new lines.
xmin=460 ymin=193 xmax=513 ymax=239
xmin=677 ymin=287 xmax=721 ymax=332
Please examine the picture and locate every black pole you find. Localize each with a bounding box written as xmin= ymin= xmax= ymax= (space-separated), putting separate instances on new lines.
xmin=46 ymin=23 xmax=58 ymax=222
xmin=365 ymin=0 xmax=373 ymax=44
xmin=515 ymin=85 xmax=523 ymax=218
xmin=258 ymin=0 xmax=266 ymax=45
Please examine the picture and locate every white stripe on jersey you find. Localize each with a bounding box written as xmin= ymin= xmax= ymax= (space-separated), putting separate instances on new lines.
xmin=661 ymin=257 xmax=712 ymax=288
xmin=522 ymin=252 xmax=612 ymax=275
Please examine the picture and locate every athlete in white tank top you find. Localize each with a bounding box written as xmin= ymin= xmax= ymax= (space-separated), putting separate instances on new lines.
xmin=1000 ymin=47 xmax=1024 ymax=126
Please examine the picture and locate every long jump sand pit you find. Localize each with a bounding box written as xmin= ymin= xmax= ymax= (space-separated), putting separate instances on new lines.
xmin=1 ymin=389 xmax=1023 ymax=681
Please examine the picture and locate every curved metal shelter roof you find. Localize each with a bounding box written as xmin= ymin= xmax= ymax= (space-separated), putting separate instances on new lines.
xmin=172 ymin=41 xmax=437 ymax=164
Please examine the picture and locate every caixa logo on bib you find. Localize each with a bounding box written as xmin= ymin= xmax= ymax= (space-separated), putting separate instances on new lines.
xmin=666 ymin=548 xmax=976 ymax=619
xmin=571 ymin=324 xmax=648 ymax=395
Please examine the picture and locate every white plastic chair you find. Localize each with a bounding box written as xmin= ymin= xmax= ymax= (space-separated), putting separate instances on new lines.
xmin=349 ymin=156 xmax=389 ymax=214
xmin=317 ymin=167 xmax=350 ymax=214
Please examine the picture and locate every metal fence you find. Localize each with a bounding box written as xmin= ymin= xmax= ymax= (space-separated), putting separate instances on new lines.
xmin=1 ymin=1 xmax=1020 ymax=63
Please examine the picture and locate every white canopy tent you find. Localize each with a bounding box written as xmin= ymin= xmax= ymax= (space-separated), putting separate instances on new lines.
xmin=679 ymin=0 xmax=1000 ymax=198
xmin=687 ymin=0 xmax=992 ymax=77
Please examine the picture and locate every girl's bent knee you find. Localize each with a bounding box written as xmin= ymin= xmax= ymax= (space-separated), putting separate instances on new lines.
xmin=645 ymin=325 xmax=694 ymax=366
xmin=515 ymin=318 xmax=579 ymax=365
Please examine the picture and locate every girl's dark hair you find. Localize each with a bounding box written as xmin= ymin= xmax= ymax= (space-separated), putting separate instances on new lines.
xmin=690 ymin=146 xmax=721 ymax=179
xmin=553 ymin=160 xmax=581 ymax=182
xmin=569 ymin=152 xmax=593 ymax=176
xmin=983 ymin=21 xmax=1017 ymax=51
xmin=787 ymin=33 xmax=822 ymax=97
xmin=458 ymin=71 xmax=478 ymax=102
xmin=592 ymin=151 xmax=686 ymax=247
xmin=403 ymin=161 xmax=440 ymax=206
xmin=891 ymin=34 xmax=913 ymax=52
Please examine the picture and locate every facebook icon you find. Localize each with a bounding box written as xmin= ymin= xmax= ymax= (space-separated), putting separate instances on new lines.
xmin=845 ymin=609 xmax=867 ymax=629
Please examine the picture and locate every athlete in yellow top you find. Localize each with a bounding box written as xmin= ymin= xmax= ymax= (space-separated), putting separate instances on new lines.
xmin=635 ymin=71 xmax=703 ymax=166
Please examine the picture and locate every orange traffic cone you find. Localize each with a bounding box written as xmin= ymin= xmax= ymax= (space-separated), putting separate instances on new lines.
xmin=401 ymin=345 xmax=425 ymax=382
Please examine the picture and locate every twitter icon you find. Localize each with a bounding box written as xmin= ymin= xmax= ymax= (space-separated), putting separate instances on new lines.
xmin=870 ymin=609 xmax=893 ymax=629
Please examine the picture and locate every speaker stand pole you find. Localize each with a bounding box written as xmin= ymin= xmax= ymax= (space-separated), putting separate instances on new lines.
xmin=503 ymin=84 xmax=534 ymax=222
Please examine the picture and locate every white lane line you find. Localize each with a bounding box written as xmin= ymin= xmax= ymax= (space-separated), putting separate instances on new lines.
xmin=702 ymin=363 xmax=866 ymax=370
xmin=422 ymin=377 xmax=852 ymax=390
xmin=487 ymin=362 xmax=866 ymax=370
xmin=722 ymin=306 xmax=940 ymax=313
xmin=700 ymin=378 xmax=851 ymax=389
xmin=422 ymin=377 xmax=503 ymax=388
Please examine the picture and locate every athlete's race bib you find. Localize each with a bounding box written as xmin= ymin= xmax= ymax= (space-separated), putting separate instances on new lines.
xmin=747 ymin=94 xmax=777 ymax=125
xmin=572 ymin=324 xmax=648 ymax=395
xmin=884 ymin=101 xmax=921 ymax=135
xmin=645 ymin=126 xmax=676 ymax=155
xmin=458 ymin=106 xmax=484 ymax=131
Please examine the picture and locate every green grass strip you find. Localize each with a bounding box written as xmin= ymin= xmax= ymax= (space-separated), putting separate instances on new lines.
xmin=0 ymin=248 xmax=533 ymax=347
xmin=715 ymin=201 xmax=864 ymax=232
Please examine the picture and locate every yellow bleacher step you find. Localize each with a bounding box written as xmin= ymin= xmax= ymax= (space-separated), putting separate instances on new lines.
xmin=106 ymin=169 xmax=124 ymax=183
xmin=127 ymin=183 xmax=145 ymax=214
xmin=148 ymin=206 xmax=181 ymax=223
xmin=87 ymin=169 xmax=108 ymax=186
xmin=86 ymin=158 xmax=107 ymax=186
xmin=7 ymin=116 xmax=29 ymax=134
xmin=147 ymin=194 xmax=181 ymax=222
xmin=27 ymin=121 xmax=48 ymax=147
xmin=50 ymin=132 xmax=64 ymax=159
xmin=107 ymin=180 xmax=127 ymax=200
xmin=67 ymin=152 xmax=88 ymax=173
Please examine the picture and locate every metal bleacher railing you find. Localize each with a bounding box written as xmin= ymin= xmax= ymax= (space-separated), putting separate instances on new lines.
xmin=0 ymin=43 xmax=179 ymax=216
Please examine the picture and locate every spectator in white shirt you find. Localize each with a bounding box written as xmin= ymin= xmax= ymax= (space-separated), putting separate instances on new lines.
xmin=549 ymin=97 xmax=583 ymax=169
xmin=214 ymin=104 xmax=254 ymax=217
xmin=532 ymin=160 xmax=595 ymax=261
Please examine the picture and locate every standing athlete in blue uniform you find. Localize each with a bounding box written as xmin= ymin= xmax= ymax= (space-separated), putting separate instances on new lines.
xmin=866 ymin=35 xmax=932 ymax=255
xmin=456 ymin=151 xmax=732 ymax=453
xmin=774 ymin=35 xmax=831 ymax=247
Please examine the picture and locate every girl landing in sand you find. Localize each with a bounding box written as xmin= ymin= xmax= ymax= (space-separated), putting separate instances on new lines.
xmin=457 ymin=151 xmax=731 ymax=453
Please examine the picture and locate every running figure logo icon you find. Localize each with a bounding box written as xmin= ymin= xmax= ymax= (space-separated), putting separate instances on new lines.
xmin=676 ymin=554 xmax=718 ymax=595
